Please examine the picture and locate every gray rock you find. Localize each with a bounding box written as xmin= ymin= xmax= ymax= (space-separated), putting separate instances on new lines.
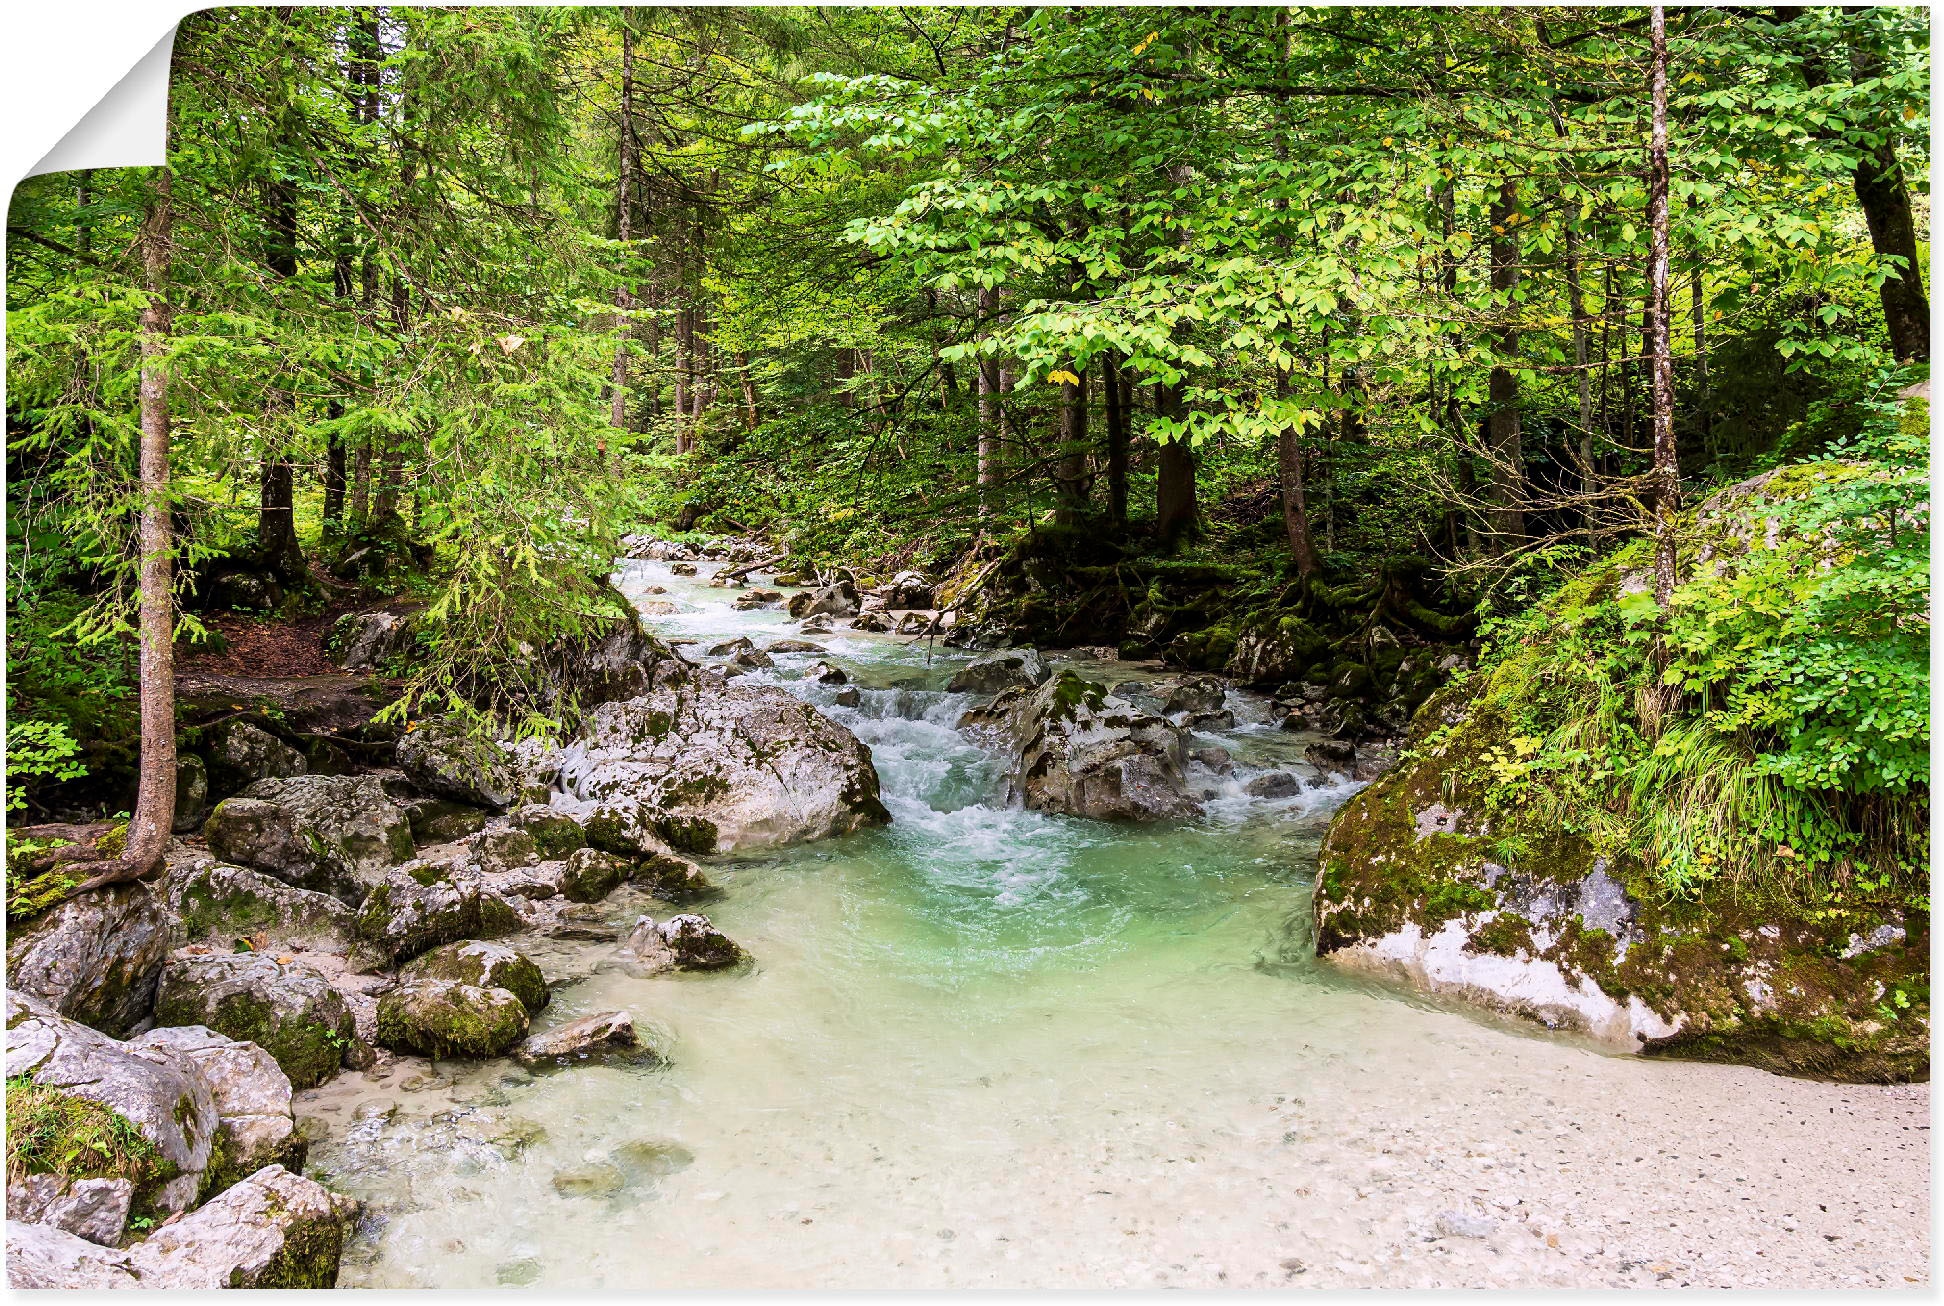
xmin=882 ymin=570 xmax=934 ymax=609
xmin=122 ymin=1164 xmax=354 ymax=1288
xmin=560 ymin=846 xmax=630 ymax=904
xmin=375 ymin=980 xmax=530 ymax=1057
xmin=731 ymin=648 xmax=775 ymax=669
xmin=396 ymin=716 xmax=521 ymax=810
xmin=1183 ymin=708 xmax=1235 ymax=731
xmin=206 ymin=721 xmax=305 ymax=798
xmin=621 ymin=913 xmax=747 ymax=972
xmin=832 ymin=686 xmax=862 ymax=708
xmin=848 ymin=611 xmax=892 ymax=633
xmin=962 ymin=672 xmax=1201 ymax=823
xmin=707 ymin=636 xmax=755 ymax=656
xmin=5 ymin=884 xmax=174 ymax=1038
xmin=786 ymin=580 xmax=859 ymax=619
xmin=1244 ymin=771 xmax=1304 ymax=799
xmin=1189 ymin=746 xmax=1234 ymax=775
xmin=894 ymin=611 xmax=934 ymax=635
xmin=204 ymin=774 xmax=414 ymax=904
xmin=508 ymin=804 xmax=586 ymax=858
xmin=806 ymin=661 xmax=848 ymax=686
xmin=947 ymin=648 xmax=1051 ymax=695
xmin=402 ymin=940 xmax=549 ymax=1014
xmin=765 ymin=640 xmax=826 ymax=654
xmin=1434 ymin=1208 xmax=1497 ymax=1239
xmin=131 ymin=1025 xmax=304 ymax=1186
xmin=669 ymin=562 xmax=697 ymax=576
xmin=6 ymin=1174 xmax=134 ymax=1247
xmin=6 ymin=990 xmax=219 ymax=1214
xmin=173 ymin=753 xmax=211 ymax=833
xmin=403 ymin=797 xmax=487 ymax=845
xmin=1164 ymin=676 xmax=1227 ymax=715
xmin=548 ymin=680 xmax=889 ymax=854
xmin=152 ymin=949 xmax=357 ymax=1090
xmin=6 ymin=1220 xmax=141 ymax=1288
xmin=1304 ymin=739 xmax=1357 ymax=777
xmin=161 ymin=855 xmax=354 ymax=946
xmin=469 ymin=826 xmax=540 ymax=873
xmin=797 ymin=614 xmax=835 ymax=635
xmin=352 ymin=861 xmax=521 ymax=965
xmin=328 ymin=609 xmax=415 ymax=671
xmin=518 ymin=1011 xmax=646 ymax=1068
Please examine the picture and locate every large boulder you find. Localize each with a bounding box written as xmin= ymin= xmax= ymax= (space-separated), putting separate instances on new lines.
xmin=508 ymin=804 xmax=586 ymax=858
xmin=352 ymin=861 xmax=520 ymax=966
xmin=6 ymin=1175 xmax=135 ymax=1247
xmin=1313 ymin=682 xmax=1930 ymax=1081
xmin=130 ymin=1026 xmax=304 ymax=1189
xmin=122 ymin=1165 xmax=352 ymax=1288
xmin=400 ymin=940 xmax=548 ymax=1014
xmin=786 ymin=580 xmax=859 ymax=620
xmin=882 ymin=570 xmax=934 ymax=610
xmin=396 ymin=717 xmax=522 ymax=811
xmin=402 ymin=797 xmax=488 ymax=845
xmin=620 ymin=913 xmax=747 ymax=972
xmin=206 ymin=721 xmax=306 ymax=799
xmin=946 ymin=648 xmax=1051 ymax=695
xmin=962 ymin=671 xmax=1202 ymax=823
xmin=5 ymin=991 xmax=219 ymax=1215
xmin=202 ymin=774 xmax=413 ymax=904
xmin=152 ymin=950 xmax=357 ymax=1090
xmin=327 ymin=609 xmax=416 ymax=672
xmin=548 ymin=679 xmax=890 ymax=854
xmin=7 ymin=1220 xmax=144 ymax=1288
xmin=5 ymin=884 xmax=174 ymax=1038
xmin=160 ymin=855 xmax=355 ymax=946
xmin=374 ymin=980 xmax=529 ymax=1058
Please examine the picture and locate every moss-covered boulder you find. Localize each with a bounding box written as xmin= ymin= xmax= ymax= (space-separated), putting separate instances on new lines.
xmin=203 ymin=774 xmax=414 ymax=904
xmin=400 ymin=940 xmax=548 ymax=1014
xmin=5 ymin=883 xmax=174 ymax=1038
xmin=396 ymin=717 xmax=522 ymax=811
xmin=561 ymin=847 xmax=631 ymax=904
xmin=620 ymin=913 xmax=748 ymax=973
xmin=352 ymin=861 xmax=520 ymax=966
xmin=374 ymin=980 xmax=529 ymax=1057
xmin=130 ymin=1026 xmax=305 ymax=1193
xmin=6 ymin=990 xmax=220 ymax=1215
xmin=152 ymin=950 xmax=357 ymax=1090
xmin=205 ymin=721 xmax=306 ymax=800
xmin=509 ymin=804 xmax=587 ymax=858
xmin=402 ymin=797 xmax=488 ymax=846
xmin=160 ymin=856 xmax=354 ymax=947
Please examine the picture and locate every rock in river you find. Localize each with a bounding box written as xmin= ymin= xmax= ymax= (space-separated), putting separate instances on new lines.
xmin=401 ymin=939 xmax=549 ymax=1014
xmin=962 ymin=671 xmax=1201 ymax=823
xmin=375 ymin=980 xmax=531 ymax=1058
xmin=946 ymin=647 xmax=1050 ymax=695
xmin=621 ymin=913 xmax=748 ymax=972
xmin=547 ymin=679 xmax=889 ymax=853
xmin=353 ymin=860 xmax=521 ymax=966
xmin=518 ymin=1011 xmax=646 ymax=1068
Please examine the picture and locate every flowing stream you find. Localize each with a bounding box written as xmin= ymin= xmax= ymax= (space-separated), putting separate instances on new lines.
xmin=299 ymin=559 xmax=1929 ymax=1290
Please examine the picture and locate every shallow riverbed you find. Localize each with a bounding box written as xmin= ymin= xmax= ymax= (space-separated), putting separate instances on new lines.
xmin=300 ymin=559 xmax=1930 ymax=1289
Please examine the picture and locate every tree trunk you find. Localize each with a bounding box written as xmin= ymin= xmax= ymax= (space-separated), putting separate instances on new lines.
xmin=1774 ymin=6 xmax=1929 ymax=361
xmin=1103 ymin=350 xmax=1128 ymax=530
xmin=609 ymin=12 xmax=636 ymax=442
xmin=1054 ymin=369 xmax=1089 ymax=525
xmin=1647 ymin=5 xmax=1680 ymax=611
xmin=257 ymin=164 xmax=305 ymax=583
xmin=1154 ymin=382 xmax=1197 ymax=547
xmin=737 ymin=351 xmax=759 ymax=431
xmin=1275 ymin=371 xmax=1323 ymax=578
xmin=976 ymin=286 xmax=999 ymax=509
xmin=85 ymin=168 xmax=176 ymax=892
xmin=1486 ymin=179 xmax=1527 ymax=549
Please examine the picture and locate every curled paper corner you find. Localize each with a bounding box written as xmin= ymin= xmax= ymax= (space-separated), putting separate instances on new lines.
xmin=28 ymin=28 xmax=178 ymax=179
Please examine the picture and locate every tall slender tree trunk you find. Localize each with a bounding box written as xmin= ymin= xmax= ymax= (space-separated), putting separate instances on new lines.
xmin=1275 ymin=371 xmax=1323 ymax=578
xmin=1486 ymin=179 xmax=1527 ymax=550
xmin=1647 ymin=5 xmax=1680 ymax=612
xmin=1774 ymin=6 xmax=1929 ymax=360
xmin=86 ymin=168 xmax=176 ymax=891
xmin=1103 ymin=350 xmax=1128 ymax=530
xmin=975 ymin=286 xmax=1000 ymax=510
xmin=1154 ymin=383 xmax=1197 ymax=547
xmin=257 ymin=162 xmax=305 ymax=584
xmin=1054 ymin=369 xmax=1089 ymax=526
xmin=737 ymin=351 xmax=759 ymax=432
xmin=609 ymin=11 xmax=637 ymax=441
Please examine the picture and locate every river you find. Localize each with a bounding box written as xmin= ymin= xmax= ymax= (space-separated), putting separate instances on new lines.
xmin=299 ymin=557 xmax=1929 ymax=1289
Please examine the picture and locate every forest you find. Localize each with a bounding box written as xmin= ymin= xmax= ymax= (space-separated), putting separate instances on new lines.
xmin=9 ymin=3 xmax=1928 ymax=903
xmin=0 ymin=4 xmax=1933 ymax=1289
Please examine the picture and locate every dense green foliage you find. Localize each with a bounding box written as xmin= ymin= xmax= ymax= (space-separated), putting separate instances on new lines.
xmin=5 ymin=4 xmax=1929 ymax=901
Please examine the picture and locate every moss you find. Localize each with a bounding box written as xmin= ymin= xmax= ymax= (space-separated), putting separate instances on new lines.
xmin=407 ymin=862 xmax=447 ymax=887
xmin=6 ymin=1075 xmax=169 ymax=1192
xmin=1465 ymin=911 xmax=1535 ymax=957
xmin=376 ymin=984 xmax=528 ymax=1058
